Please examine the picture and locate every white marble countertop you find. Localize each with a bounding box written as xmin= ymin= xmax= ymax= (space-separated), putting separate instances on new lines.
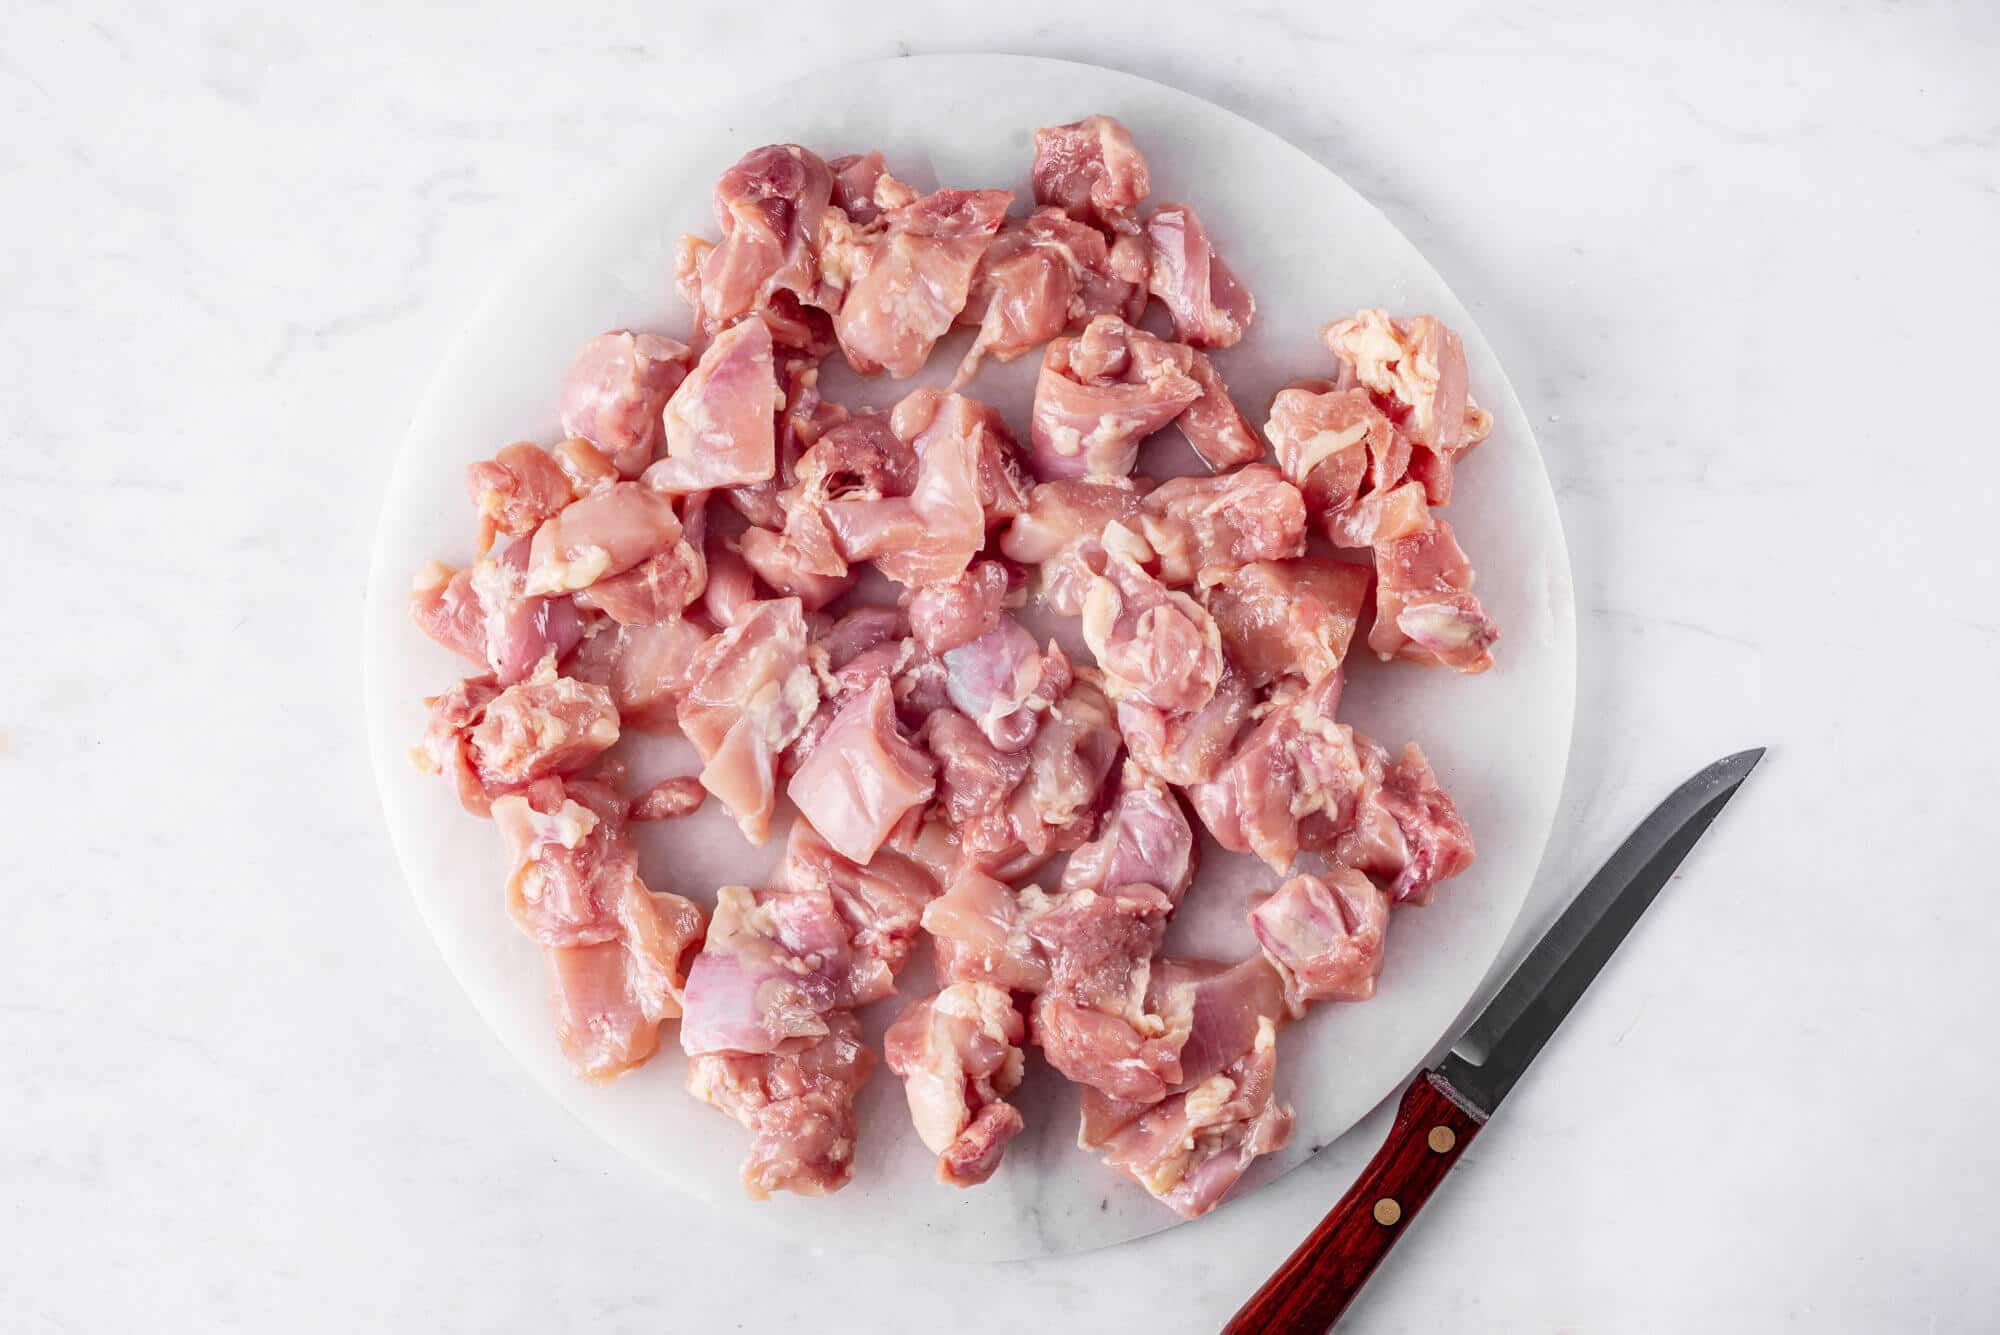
xmin=5 ymin=2 xmax=1997 ymax=1331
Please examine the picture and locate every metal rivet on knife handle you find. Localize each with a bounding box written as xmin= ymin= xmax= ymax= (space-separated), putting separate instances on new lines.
xmin=1427 ymin=1126 xmax=1456 ymax=1153
xmin=1373 ymin=1198 xmax=1402 ymax=1226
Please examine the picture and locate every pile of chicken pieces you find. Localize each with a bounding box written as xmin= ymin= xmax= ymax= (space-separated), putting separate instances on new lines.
xmin=409 ymin=114 xmax=1495 ymax=1218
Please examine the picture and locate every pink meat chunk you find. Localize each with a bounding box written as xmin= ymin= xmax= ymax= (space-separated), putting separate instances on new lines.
xmin=1369 ymin=518 xmax=1500 ymax=673
xmin=1028 ymin=880 xmax=1184 ymax=1103
xmin=923 ymin=707 xmax=1032 ymax=842
xmin=1146 ymin=203 xmax=1255 ymax=349
xmin=1176 ymin=351 xmax=1263 ymax=472
xmin=1061 ymin=763 xmax=1197 ymax=904
xmin=644 ymin=318 xmax=779 ymax=495
xmin=1204 ymin=556 xmax=1372 ymax=687
xmin=1336 ymin=740 xmax=1476 ymax=906
xmin=525 ymin=481 xmax=684 ymax=597
xmin=941 ymin=617 xmax=1071 ymax=752
xmin=1092 ymin=1017 xmax=1292 ymax=1218
xmin=1031 ymin=114 xmax=1151 ymax=235
xmin=469 ymin=536 xmax=588 ymax=686
xmin=466 ymin=442 xmax=576 ymax=556
xmin=1081 ymin=553 xmax=1225 ymax=714
xmin=700 ymin=529 xmax=762 ymax=629
xmin=828 ymin=150 xmax=908 ymax=226
xmin=463 ymin=672 xmax=619 ymax=794
xmin=1029 ymin=315 xmax=1202 ymax=481
xmin=782 ymin=817 xmax=940 ymax=1006
xmin=787 ymin=677 xmax=937 ymax=865
xmin=1251 ymin=868 xmax=1391 ymax=1013
xmin=564 ymin=614 xmax=712 ymax=732
xmin=495 ymin=776 xmax=641 ymax=946
xmin=826 ymin=185 xmax=1012 ymax=378
xmin=1324 ymin=310 xmax=1493 ymax=505
xmin=998 ymin=477 xmax=1150 ymax=616
xmin=629 ymin=775 xmax=706 ymax=821
xmin=679 ymin=884 xmax=857 ymax=1057
xmin=952 ymin=207 xmax=1148 ymax=387
xmin=558 ymin=331 xmax=694 ymax=479
xmin=676 ymin=598 xmax=821 ymax=843
xmin=1116 ymin=664 xmax=1256 ymax=786
xmin=553 ymin=437 xmax=622 ymax=497
xmin=1325 ymin=478 xmax=1433 ymax=550
xmin=409 ymin=562 xmax=488 ymax=667
xmin=680 ymin=144 xmax=835 ymax=347
xmin=822 ymin=392 xmax=1010 ymax=588
xmin=884 ymin=982 xmax=1028 ymax=1187
xmin=906 ymin=559 xmax=1012 ymax=655
xmin=1186 ymin=673 xmax=1366 ymax=874
xmin=1264 ymin=384 xmax=1402 ymax=525
xmin=687 ymin=1011 xmax=875 ymax=1198
xmin=1138 ymin=464 xmax=1308 ymax=588
xmin=921 ymin=865 xmax=1055 ymax=993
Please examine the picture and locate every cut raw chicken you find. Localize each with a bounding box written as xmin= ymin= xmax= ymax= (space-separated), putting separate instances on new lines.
xmin=1176 ymin=351 xmax=1264 ymax=472
xmin=787 ymin=677 xmax=937 ymax=865
xmin=644 ymin=318 xmax=779 ymax=495
xmin=953 ymin=207 xmax=1148 ymax=386
xmin=468 ymin=536 xmax=588 ymax=686
xmin=1138 ymin=465 xmax=1308 ymax=588
xmin=1146 ymin=204 xmax=1254 ymax=349
xmin=1251 ymin=868 xmax=1391 ymax=1013
xmin=998 ymin=477 xmax=1149 ymax=615
xmin=676 ymin=598 xmax=821 ymax=843
xmin=558 ymin=331 xmax=693 ymax=479
xmin=1116 ymin=664 xmax=1256 ymax=786
xmin=884 ymin=983 xmax=1028 ymax=1187
xmin=822 ymin=392 xmax=1009 ymax=588
xmin=1031 ymin=114 xmax=1151 ymax=235
xmin=466 ymin=442 xmax=575 ymax=556
xmin=679 ymin=144 xmax=835 ymax=347
xmin=1264 ymin=383 xmax=1400 ymax=523
xmin=1029 ymin=881 xmax=1184 ymax=1102
xmin=825 ymin=185 xmax=1011 ymax=378
xmin=525 ymin=481 xmax=684 ymax=597
xmin=941 ymin=617 xmax=1071 ymax=752
xmin=409 ymin=562 xmax=488 ymax=667
xmin=1185 ymin=673 xmax=1366 ymax=873
xmin=564 ymin=614 xmax=711 ymax=732
xmin=1324 ymin=310 xmax=1492 ymax=505
xmin=1204 ymin=556 xmax=1372 ymax=687
xmin=782 ymin=817 xmax=940 ymax=1006
xmin=415 ymin=670 xmax=618 ymax=816
xmin=687 ymin=1011 xmax=875 ymax=1198
xmin=629 ymin=775 xmax=707 ymax=821
xmin=921 ymin=865 xmax=1055 ymax=993
xmin=906 ymin=560 xmax=1012 ymax=654
xmin=1080 ymin=553 xmax=1226 ymax=714
xmin=1029 ymin=315 xmax=1202 ymax=480
xmin=679 ymin=884 xmax=856 ymax=1056
xmin=1334 ymin=740 xmax=1476 ymax=906
xmin=1324 ymin=478 xmax=1432 ymax=550
xmin=828 ymin=150 xmax=908 ymax=226
xmin=1061 ymin=762 xmax=1197 ymax=904
xmin=1369 ymin=518 xmax=1500 ymax=673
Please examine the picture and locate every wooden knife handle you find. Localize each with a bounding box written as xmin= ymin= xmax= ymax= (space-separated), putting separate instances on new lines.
xmin=1221 ymin=1070 xmax=1486 ymax=1334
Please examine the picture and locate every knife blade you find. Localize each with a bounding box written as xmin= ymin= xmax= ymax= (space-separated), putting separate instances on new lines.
xmin=1222 ymin=748 xmax=1765 ymax=1334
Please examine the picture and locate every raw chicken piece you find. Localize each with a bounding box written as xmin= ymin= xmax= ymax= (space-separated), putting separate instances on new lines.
xmin=1369 ymin=518 xmax=1500 ymax=673
xmin=884 ymin=982 xmax=1029 ymax=1187
xmin=564 ymin=614 xmax=712 ymax=732
xmin=787 ymin=678 xmax=937 ymax=865
xmin=629 ymin=776 xmax=707 ymax=821
xmin=1077 ymin=955 xmax=1289 ymax=1148
xmin=828 ymin=150 xmax=909 ymax=226
xmin=1324 ymin=478 xmax=1432 ymax=550
xmin=1324 ymin=310 xmax=1492 ymax=505
xmin=1186 ymin=673 xmax=1369 ymax=874
xmin=700 ymin=529 xmax=762 ymax=629
xmin=464 ymin=671 xmax=620 ymax=793
xmin=906 ymin=560 xmax=1011 ymax=654
xmin=1031 ymin=114 xmax=1151 ymax=235
xmin=558 ymin=331 xmax=694 ymax=479
xmin=1116 ymin=665 xmax=1256 ymax=786
xmin=525 ymin=482 xmax=684 ymax=597
xmin=1138 ymin=464 xmax=1308 ymax=588
xmin=1204 ymin=556 xmax=1372 ymax=687
xmin=1092 ymin=1017 xmax=1293 ymax=1218
xmin=1264 ymin=384 xmax=1401 ymax=522
xmin=1251 ymin=868 xmax=1391 ymax=1013
xmin=468 ymin=536 xmax=588 ymax=686
xmin=1029 ymin=881 xmax=1185 ymax=1102
xmin=923 ymin=707 xmax=1032 ymax=832
xmin=494 ymin=776 xmax=639 ymax=946
xmin=552 ymin=436 xmax=623 ymax=497
xmin=737 ymin=524 xmax=856 ymax=610
xmin=1176 ymin=351 xmax=1263 ymax=472
xmin=952 ymin=207 xmax=1148 ymax=386
xmin=1146 ymin=204 xmax=1254 ymax=349
xmin=409 ymin=562 xmax=488 ymax=667
xmin=676 ymin=598 xmax=821 ymax=843
xmin=822 ymin=393 xmax=1000 ymax=588
xmin=1335 ymin=740 xmax=1476 ymax=906
xmin=941 ymin=617 xmax=1071 ymax=752
xmin=921 ymin=865 xmax=1055 ymax=992
xmin=644 ymin=319 xmax=779 ymax=495
xmin=1080 ymin=553 xmax=1226 ymax=714
xmin=679 ymin=885 xmax=856 ymax=1056
xmin=1061 ymin=763 xmax=1197 ymax=904
xmin=1029 ymin=315 xmax=1202 ymax=481
xmin=687 ymin=1011 xmax=875 ymax=1199
xmin=826 ymin=185 xmax=1011 ymax=378
xmin=998 ymin=477 xmax=1149 ymax=615
xmin=466 ymin=442 xmax=575 ymax=555
xmin=782 ymin=817 xmax=939 ymax=1006
xmin=413 ymin=675 xmax=504 ymax=814
xmin=728 ymin=350 xmax=845 ymax=530
xmin=680 ymin=144 xmax=835 ymax=346
xmin=818 ymin=605 xmax=905 ymax=672
xmin=891 ymin=389 xmax=1033 ymax=527
xmin=1012 ymin=673 xmax=1124 ymax=858
xmin=576 ymin=538 xmax=707 ymax=624
xmin=796 ymin=410 xmax=918 ymax=503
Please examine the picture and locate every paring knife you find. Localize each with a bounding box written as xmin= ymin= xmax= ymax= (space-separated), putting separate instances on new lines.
xmin=1222 ymin=748 xmax=1766 ymax=1334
